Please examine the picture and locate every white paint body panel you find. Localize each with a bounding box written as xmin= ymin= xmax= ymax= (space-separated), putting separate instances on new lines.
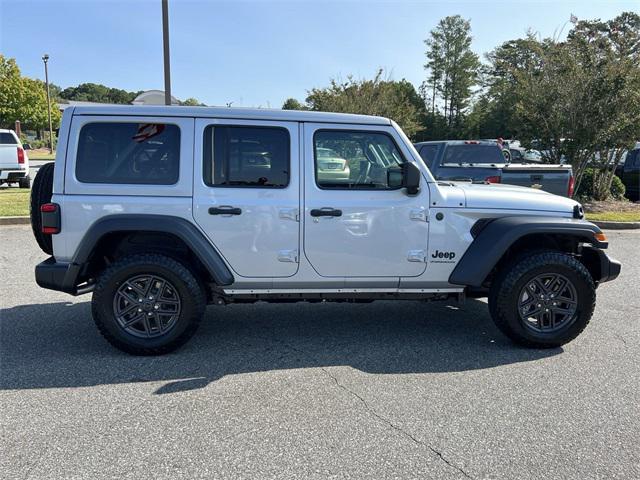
xmin=50 ymin=106 xmax=582 ymax=294
xmin=457 ymin=182 xmax=579 ymax=213
xmin=302 ymin=123 xmax=430 ymax=278
xmin=191 ymin=119 xmax=300 ymax=278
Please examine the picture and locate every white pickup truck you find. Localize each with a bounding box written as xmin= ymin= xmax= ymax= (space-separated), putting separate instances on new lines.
xmin=0 ymin=129 xmax=30 ymax=188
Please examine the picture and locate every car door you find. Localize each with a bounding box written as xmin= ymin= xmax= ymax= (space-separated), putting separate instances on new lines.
xmin=192 ymin=119 xmax=300 ymax=278
xmin=303 ymin=123 xmax=430 ymax=278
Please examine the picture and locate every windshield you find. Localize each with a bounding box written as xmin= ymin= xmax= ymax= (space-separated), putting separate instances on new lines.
xmin=442 ymin=144 xmax=504 ymax=165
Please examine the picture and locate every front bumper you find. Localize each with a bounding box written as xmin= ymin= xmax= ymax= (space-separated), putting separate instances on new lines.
xmin=35 ymin=257 xmax=86 ymax=295
xmin=583 ymin=246 xmax=621 ymax=283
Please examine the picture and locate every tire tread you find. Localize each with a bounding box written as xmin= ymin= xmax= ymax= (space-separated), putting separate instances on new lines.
xmin=489 ymin=251 xmax=596 ymax=348
xmin=92 ymin=253 xmax=206 ymax=355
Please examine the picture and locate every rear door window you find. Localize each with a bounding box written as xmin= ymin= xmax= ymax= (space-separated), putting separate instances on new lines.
xmin=203 ymin=126 xmax=290 ymax=188
xmin=76 ymin=122 xmax=180 ymax=184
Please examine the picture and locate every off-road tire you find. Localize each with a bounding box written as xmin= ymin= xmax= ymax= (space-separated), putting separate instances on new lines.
xmin=92 ymin=253 xmax=206 ymax=355
xmin=30 ymin=163 xmax=54 ymax=254
xmin=18 ymin=175 xmax=31 ymax=189
xmin=488 ymin=251 xmax=596 ymax=348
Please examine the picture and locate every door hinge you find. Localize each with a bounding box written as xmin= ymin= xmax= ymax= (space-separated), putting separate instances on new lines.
xmin=279 ymin=208 xmax=299 ymax=222
xmin=410 ymin=207 xmax=428 ymax=222
xmin=407 ymin=250 xmax=427 ymax=263
xmin=277 ymin=249 xmax=299 ymax=263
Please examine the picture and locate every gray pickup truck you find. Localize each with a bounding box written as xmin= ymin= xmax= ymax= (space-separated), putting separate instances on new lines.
xmin=415 ymin=140 xmax=574 ymax=197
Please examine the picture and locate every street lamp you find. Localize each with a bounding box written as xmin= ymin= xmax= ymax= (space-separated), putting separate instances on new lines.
xmin=161 ymin=0 xmax=171 ymax=105
xmin=41 ymin=54 xmax=54 ymax=154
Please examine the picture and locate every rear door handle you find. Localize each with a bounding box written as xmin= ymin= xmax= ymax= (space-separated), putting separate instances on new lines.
xmin=209 ymin=206 xmax=242 ymax=215
xmin=310 ymin=208 xmax=342 ymax=217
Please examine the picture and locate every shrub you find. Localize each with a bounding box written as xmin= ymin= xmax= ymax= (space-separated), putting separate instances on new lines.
xmin=576 ymin=168 xmax=626 ymax=200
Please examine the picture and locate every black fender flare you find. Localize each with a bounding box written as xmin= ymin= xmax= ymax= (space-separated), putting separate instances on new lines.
xmin=72 ymin=214 xmax=234 ymax=286
xmin=448 ymin=216 xmax=606 ymax=287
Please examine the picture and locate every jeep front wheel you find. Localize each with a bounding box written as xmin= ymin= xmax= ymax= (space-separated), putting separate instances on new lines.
xmin=488 ymin=251 xmax=596 ymax=348
xmin=91 ymin=254 xmax=206 ymax=355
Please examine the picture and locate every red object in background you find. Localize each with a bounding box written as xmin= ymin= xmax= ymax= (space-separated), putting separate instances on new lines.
xmin=485 ymin=175 xmax=501 ymax=184
xmin=567 ymin=174 xmax=575 ymax=197
xmin=17 ymin=147 xmax=25 ymax=164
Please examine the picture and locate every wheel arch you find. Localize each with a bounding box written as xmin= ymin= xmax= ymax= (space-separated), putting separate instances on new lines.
xmin=73 ymin=215 xmax=234 ymax=288
xmin=449 ymin=216 xmax=606 ymax=288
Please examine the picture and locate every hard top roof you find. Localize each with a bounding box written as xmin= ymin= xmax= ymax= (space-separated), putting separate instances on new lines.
xmin=71 ymin=105 xmax=392 ymax=126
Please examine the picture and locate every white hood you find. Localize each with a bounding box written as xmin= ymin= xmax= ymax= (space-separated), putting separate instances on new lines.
xmin=453 ymin=182 xmax=580 ymax=214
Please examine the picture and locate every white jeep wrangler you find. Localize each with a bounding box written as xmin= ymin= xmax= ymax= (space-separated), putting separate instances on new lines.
xmin=32 ymin=106 xmax=621 ymax=355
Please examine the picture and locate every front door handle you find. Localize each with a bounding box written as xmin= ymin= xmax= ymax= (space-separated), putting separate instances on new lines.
xmin=310 ymin=208 xmax=342 ymax=217
xmin=209 ymin=206 xmax=242 ymax=215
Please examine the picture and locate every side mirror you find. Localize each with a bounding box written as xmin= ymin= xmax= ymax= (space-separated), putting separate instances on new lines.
xmin=387 ymin=162 xmax=420 ymax=195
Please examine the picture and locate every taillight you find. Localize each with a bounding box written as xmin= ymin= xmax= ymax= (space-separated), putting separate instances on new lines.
xmin=41 ymin=203 xmax=57 ymax=213
xmin=17 ymin=147 xmax=25 ymax=164
xmin=485 ymin=175 xmax=501 ymax=184
xmin=40 ymin=203 xmax=60 ymax=234
xmin=567 ymin=175 xmax=575 ymax=197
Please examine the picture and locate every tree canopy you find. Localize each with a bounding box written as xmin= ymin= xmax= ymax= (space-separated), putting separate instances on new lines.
xmin=423 ymin=15 xmax=480 ymax=132
xmin=0 ymin=55 xmax=61 ymax=130
xmin=282 ymin=70 xmax=426 ymax=137
xmin=59 ymin=83 xmax=142 ymax=104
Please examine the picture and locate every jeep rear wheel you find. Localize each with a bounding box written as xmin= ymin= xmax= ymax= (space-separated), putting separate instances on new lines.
xmin=488 ymin=251 xmax=596 ymax=348
xmin=92 ymin=254 xmax=206 ymax=355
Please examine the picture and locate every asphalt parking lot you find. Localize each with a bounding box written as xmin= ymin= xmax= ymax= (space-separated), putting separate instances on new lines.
xmin=1 ymin=225 xmax=638 ymax=479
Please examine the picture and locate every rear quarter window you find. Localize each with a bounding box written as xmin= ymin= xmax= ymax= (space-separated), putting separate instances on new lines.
xmin=75 ymin=122 xmax=180 ymax=184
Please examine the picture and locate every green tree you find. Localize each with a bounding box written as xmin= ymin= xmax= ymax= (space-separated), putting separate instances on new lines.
xmin=512 ymin=13 xmax=640 ymax=197
xmin=0 ymin=55 xmax=61 ymax=130
xmin=303 ymin=70 xmax=426 ymax=138
xmin=477 ymin=35 xmax=541 ymax=139
xmin=59 ymin=83 xmax=141 ymax=104
xmin=424 ymin=15 xmax=480 ymax=133
xmin=181 ymin=97 xmax=204 ymax=106
xmin=282 ymin=98 xmax=307 ymax=110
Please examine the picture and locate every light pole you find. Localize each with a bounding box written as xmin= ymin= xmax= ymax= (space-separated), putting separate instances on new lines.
xmin=41 ymin=54 xmax=54 ymax=153
xmin=161 ymin=0 xmax=171 ymax=105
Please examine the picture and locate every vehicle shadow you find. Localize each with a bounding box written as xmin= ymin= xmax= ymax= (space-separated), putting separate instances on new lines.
xmin=0 ymin=299 xmax=561 ymax=393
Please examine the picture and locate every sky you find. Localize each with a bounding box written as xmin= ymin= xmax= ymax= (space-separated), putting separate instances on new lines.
xmin=1 ymin=0 xmax=638 ymax=107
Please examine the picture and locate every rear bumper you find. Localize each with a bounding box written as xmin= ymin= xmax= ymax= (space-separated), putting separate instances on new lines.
xmin=35 ymin=257 xmax=87 ymax=295
xmin=0 ymin=169 xmax=28 ymax=181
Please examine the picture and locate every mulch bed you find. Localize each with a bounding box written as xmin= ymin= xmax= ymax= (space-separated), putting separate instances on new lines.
xmin=582 ymin=199 xmax=640 ymax=214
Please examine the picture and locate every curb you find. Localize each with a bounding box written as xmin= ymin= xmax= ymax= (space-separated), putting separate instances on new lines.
xmin=0 ymin=216 xmax=30 ymax=226
xmin=591 ymin=220 xmax=640 ymax=230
